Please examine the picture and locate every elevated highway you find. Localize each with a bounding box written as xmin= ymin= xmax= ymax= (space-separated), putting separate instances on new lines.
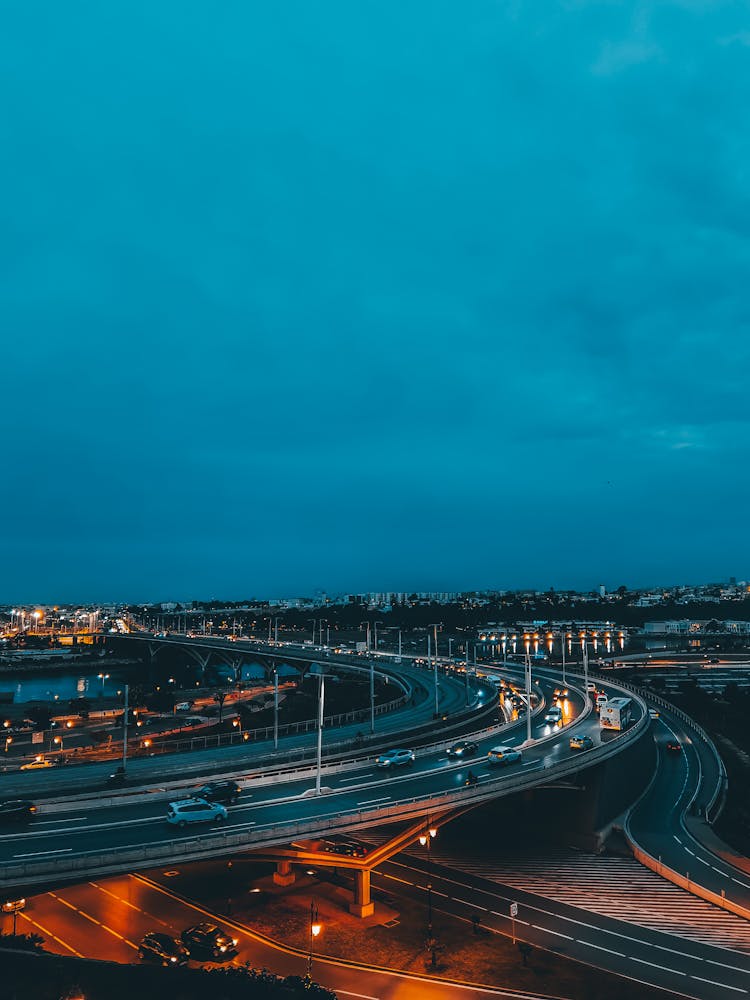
xmin=0 ymin=663 xmax=651 ymax=894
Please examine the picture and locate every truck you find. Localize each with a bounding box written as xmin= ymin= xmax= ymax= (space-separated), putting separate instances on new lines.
xmin=599 ymin=697 xmax=632 ymax=731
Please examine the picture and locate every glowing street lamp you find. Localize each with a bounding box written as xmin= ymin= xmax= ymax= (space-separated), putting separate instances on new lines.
xmin=98 ymin=673 xmax=110 ymax=696
xmin=307 ymin=900 xmax=321 ymax=979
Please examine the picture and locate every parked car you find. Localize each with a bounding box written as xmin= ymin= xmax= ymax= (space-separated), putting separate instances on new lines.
xmin=375 ymin=748 xmax=415 ymax=768
xmin=20 ymin=757 xmax=53 ymax=771
xmin=193 ymin=780 xmax=241 ymax=804
xmin=0 ymin=799 xmax=36 ymax=825
xmin=569 ymin=734 xmax=594 ymax=751
xmin=487 ymin=746 xmax=522 ymax=765
xmin=138 ymin=931 xmax=189 ymax=966
xmin=446 ymin=740 xmax=479 ymax=758
xmin=180 ymin=921 xmax=238 ymax=959
xmin=166 ymin=798 xmax=228 ymax=827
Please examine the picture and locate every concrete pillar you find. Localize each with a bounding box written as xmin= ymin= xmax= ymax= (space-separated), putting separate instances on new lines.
xmin=273 ymin=860 xmax=295 ymax=886
xmin=349 ymin=868 xmax=375 ymax=917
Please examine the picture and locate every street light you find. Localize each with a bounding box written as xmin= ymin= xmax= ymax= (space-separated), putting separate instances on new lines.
xmin=307 ymin=900 xmax=321 ymax=980
xmin=419 ymin=825 xmax=438 ymax=965
xmin=97 ymin=673 xmax=110 ymax=697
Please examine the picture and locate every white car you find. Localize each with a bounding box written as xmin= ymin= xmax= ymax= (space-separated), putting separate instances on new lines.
xmin=543 ymin=707 xmax=563 ymax=724
xmin=166 ymin=798 xmax=228 ymax=827
xmin=375 ymin=748 xmax=415 ymax=768
xmin=487 ymin=745 xmax=522 ymax=765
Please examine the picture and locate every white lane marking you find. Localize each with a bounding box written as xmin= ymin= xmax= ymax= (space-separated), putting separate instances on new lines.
xmin=696 ymin=856 xmax=711 ymax=867
xmin=673 ymin=835 xmax=683 ymax=844
xmin=14 ymin=847 xmax=73 ymax=858
xmin=535 ymin=926 xmax=574 ymax=940
xmin=732 ymin=878 xmax=750 ymax=888
xmin=691 ymin=976 xmax=746 ymax=992
xmin=339 ymin=774 xmax=373 ymax=782
xmin=356 ymin=797 xmax=391 ymax=806
xmin=631 ymin=957 xmax=685 ymax=975
xmin=580 ymin=940 xmax=625 ymax=957
xmin=704 ymin=957 xmax=750 ymax=973
xmin=35 ymin=817 xmax=88 ymax=825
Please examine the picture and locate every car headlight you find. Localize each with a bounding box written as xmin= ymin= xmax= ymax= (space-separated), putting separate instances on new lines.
xmin=232 ymin=939 xmax=238 ymax=946
xmin=170 ymin=956 xmax=177 ymax=963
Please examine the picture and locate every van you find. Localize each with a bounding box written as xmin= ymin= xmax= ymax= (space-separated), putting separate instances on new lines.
xmin=596 ymin=693 xmax=608 ymax=712
xmin=175 ymin=702 xmax=191 ymax=712
xmin=166 ymin=798 xmax=228 ymax=827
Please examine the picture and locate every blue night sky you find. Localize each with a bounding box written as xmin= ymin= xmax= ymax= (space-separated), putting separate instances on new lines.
xmin=2 ymin=1 xmax=750 ymax=603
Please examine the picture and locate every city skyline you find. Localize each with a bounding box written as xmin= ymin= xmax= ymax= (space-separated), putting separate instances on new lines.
xmin=3 ymin=2 xmax=750 ymax=601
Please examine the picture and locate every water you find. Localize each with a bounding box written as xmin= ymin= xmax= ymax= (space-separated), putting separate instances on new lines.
xmin=0 ymin=671 xmax=128 ymax=704
xmin=0 ymin=660 xmax=298 ymax=703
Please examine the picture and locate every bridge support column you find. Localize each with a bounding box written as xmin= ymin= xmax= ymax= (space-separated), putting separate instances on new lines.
xmin=273 ymin=860 xmax=296 ymax=887
xmin=349 ymin=868 xmax=375 ymax=918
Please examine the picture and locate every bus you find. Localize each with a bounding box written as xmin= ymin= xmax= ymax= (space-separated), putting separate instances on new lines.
xmin=599 ymin=697 xmax=632 ymax=731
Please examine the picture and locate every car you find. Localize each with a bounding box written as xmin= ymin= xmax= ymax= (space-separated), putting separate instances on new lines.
xmin=19 ymin=757 xmax=53 ymax=771
xmin=166 ymin=798 xmax=228 ymax=827
xmin=569 ymin=734 xmax=594 ymax=751
xmin=446 ymin=740 xmax=479 ymax=758
xmin=543 ymin=707 xmax=563 ymax=724
xmin=138 ymin=931 xmax=189 ymax=966
xmin=321 ymin=836 xmax=369 ymax=858
xmin=487 ymin=745 xmax=522 ymax=765
xmin=193 ymin=780 xmax=241 ymax=804
xmin=375 ymin=748 xmax=415 ymax=768
xmin=0 ymin=799 xmax=36 ymax=825
xmin=180 ymin=921 xmax=238 ymax=959
xmin=1 ymin=897 xmax=26 ymax=913
xmin=106 ymin=766 xmax=128 ymax=787
xmin=666 ymin=740 xmax=682 ymax=753
xmin=648 ymin=708 xmax=660 ymax=719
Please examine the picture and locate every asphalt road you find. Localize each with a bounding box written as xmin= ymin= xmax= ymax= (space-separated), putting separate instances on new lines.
xmin=2 ymin=872 xmax=557 ymax=1000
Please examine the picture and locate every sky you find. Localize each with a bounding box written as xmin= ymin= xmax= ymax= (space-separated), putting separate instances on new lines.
xmin=2 ymin=1 xmax=750 ymax=603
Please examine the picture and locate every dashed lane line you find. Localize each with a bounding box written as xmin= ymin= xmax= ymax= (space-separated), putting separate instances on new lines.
xmin=48 ymin=890 xmax=137 ymax=949
xmin=18 ymin=911 xmax=82 ymax=957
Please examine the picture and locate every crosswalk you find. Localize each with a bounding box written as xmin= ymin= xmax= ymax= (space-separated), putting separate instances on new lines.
xmin=365 ymin=833 xmax=750 ymax=953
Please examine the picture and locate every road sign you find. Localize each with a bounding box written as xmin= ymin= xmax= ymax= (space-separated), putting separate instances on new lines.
xmin=509 ymin=902 xmax=518 ymax=917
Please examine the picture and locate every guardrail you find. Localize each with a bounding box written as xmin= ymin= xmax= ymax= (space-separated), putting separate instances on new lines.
xmin=0 ymin=681 xmax=650 ymax=886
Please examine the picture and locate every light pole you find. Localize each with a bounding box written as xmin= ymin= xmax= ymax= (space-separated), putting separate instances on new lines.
xmin=369 ymin=652 xmax=375 ymax=735
xmin=419 ymin=825 xmax=438 ymax=964
xmin=523 ymin=637 xmax=533 ymax=744
xmin=314 ymin=672 xmax=325 ymax=795
xmin=122 ymin=684 xmax=129 ymax=775
xmin=373 ymin=621 xmax=383 ymax=652
xmin=273 ymin=667 xmax=279 ymax=750
xmin=98 ymin=672 xmax=110 ymax=697
xmin=307 ymin=900 xmax=321 ymax=980
xmin=397 ymin=628 xmax=402 ymax=659
xmin=428 ymin=626 xmax=440 ymax=717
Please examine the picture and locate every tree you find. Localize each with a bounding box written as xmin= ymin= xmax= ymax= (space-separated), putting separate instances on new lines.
xmin=213 ymin=689 xmax=228 ymax=724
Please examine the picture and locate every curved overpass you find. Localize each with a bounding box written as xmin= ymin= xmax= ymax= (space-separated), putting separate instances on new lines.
xmin=0 ymin=666 xmax=650 ymax=891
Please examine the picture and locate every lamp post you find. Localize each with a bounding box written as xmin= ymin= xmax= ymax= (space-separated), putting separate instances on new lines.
xmin=419 ymin=825 xmax=438 ymax=964
xmin=273 ymin=667 xmax=279 ymax=750
xmin=373 ymin=621 xmax=383 ymax=653
xmin=307 ymin=900 xmax=321 ymax=979
xmin=98 ymin=672 xmax=110 ymax=697
xmin=523 ymin=637 xmax=533 ymax=744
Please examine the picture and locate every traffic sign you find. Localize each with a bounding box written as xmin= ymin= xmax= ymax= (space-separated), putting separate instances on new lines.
xmin=509 ymin=902 xmax=518 ymax=917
